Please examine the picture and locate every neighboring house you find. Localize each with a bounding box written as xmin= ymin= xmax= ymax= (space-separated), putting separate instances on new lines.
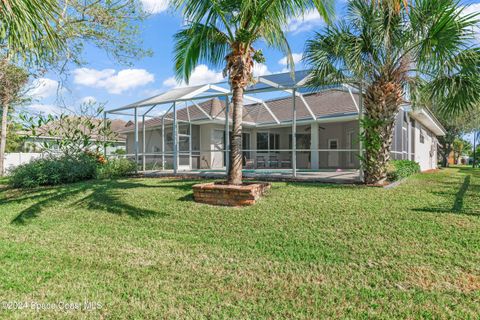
xmin=119 ymin=88 xmax=445 ymax=172
xmin=18 ymin=118 xmax=127 ymax=155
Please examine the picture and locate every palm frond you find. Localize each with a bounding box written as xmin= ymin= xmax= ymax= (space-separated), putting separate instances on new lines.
xmin=173 ymin=23 xmax=230 ymax=83
xmin=0 ymin=0 xmax=64 ymax=63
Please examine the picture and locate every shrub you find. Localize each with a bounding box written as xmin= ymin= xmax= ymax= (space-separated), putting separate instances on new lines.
xmin=9 ymin=154 xmax=97 ymax=188
xmin=96 ymin=158 xmax=136 ymax=179
xmin=387 ymin=160 xmax=421 ymax=181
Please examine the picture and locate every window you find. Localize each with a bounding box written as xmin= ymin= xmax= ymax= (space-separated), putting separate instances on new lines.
xmin=289 ymin=134 xmax=310 ymax=150
xmin=257 ymin=132 xmax=268 ymax=151
xmin=419 ymin=126 xmax=425 ymax=144
xmin=269 ymin=133 xmax=280 ymax=150
xmin=257 ymin=132 xmax=280 ymax=151
xmin=178 ymin=123 xmax=190 ymax=135
xmin=347 ymin=131 xmax=355 ymax=164
xmin=242 ymin=133 xmax=251 ymax=159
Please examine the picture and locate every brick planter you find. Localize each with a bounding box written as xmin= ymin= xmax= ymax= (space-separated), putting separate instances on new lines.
xmin=192 ymin=182 xmax=271 ymax=206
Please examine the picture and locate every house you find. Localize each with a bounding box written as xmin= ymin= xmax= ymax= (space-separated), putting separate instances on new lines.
xmin=117 ymin=86 xmax=445 ymax=174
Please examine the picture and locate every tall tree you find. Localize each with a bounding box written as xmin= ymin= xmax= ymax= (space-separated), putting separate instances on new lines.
xmin=0 ymin=1 xmax=150 ymax=175
xmin=0 ymin=62 xmax=29 ymax=174
xmin=304 ymin=0 xmax=480 ymax=184
xmin=0 ymin=0 xmax=65 ymax=175
xmin=172 ymin=0 xmax=333 ymax=185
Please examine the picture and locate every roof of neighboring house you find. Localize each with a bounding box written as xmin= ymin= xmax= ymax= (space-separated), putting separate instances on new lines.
xmin=120 ymin=89 xmax=360 ymax=132
xmin=20 ymin=117 xmax=128 ymax=142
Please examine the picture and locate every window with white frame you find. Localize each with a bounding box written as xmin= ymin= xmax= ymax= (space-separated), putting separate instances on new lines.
xmin=256 ymin=132 xmax=280 ymax=151
xmin=419 ymin=126 xmax=425 ymax=144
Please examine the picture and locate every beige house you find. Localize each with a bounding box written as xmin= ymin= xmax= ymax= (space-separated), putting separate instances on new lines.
xmin=118 ymin=88 xmax=445 ymax=173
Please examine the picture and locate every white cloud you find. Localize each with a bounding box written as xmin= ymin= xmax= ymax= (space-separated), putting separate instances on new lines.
xmin=141 ymin=0 xmax=169 ymax=14
xmin=287 ymin=9 xmax=325 ymax=34
xmin=278 ymin=53 xmax=303 ymax=67
xmin=163 ymin=64 xmax=224 ymax=88
xmin=29 ymin=78 xmax=59 ymax=99
xmin=253 ymin=62 xmax=270 ymax=76
xmin=73 ymin=68 xmax=155 ymax=94
xmin=80 ymin=96 xmax=97 ymax=104
xmin=26 ymin=103 xmax=62 ymax=115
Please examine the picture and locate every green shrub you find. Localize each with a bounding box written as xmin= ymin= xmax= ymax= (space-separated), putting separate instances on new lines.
xmin=9 ymin=154 xmax=97 ymax=188
xmin=96 ymin=158 xmax=136 ymax=179
xmin=387 ymin=160 xmax=421 ymax=181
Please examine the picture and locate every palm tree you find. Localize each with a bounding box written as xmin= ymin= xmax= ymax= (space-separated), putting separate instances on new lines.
xmin=172 ymin=0 xmax=333 ymax=185
xmin=0 ymin=0 xmax=64 ymax=175
xmin=1 ymin=0 xmax=63 ymax=61
xmin=304 ymin=0 xmax=480 ymax=184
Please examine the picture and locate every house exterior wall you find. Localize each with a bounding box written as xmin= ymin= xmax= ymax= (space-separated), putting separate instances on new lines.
xmin=411 ymin=120 xmax=438 ymax=171
xmin=124 ymin=112 xmax=439 ymax=171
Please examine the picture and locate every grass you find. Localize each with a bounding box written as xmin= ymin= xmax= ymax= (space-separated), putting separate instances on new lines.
xmin=0 ymin=167 xmax=479 ymax=319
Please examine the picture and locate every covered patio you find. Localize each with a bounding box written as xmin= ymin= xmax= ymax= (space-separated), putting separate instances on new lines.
xmin=105 ymin=71 xmax=364 ymax=183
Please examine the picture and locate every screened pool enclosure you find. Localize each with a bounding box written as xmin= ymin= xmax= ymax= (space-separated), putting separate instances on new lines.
xmin=105 ymin=71 xmax=370 ymax=180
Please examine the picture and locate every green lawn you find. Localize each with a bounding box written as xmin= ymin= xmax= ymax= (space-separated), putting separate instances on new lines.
xmin=0 ymin=167 xmax=479 ymax=318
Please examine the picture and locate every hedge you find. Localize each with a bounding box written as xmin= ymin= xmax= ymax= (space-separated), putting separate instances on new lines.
xmin=387 ymin=160 xmax=421 ymax=181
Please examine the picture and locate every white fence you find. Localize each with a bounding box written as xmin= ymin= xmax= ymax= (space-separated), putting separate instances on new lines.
xmin=3 ymin=153 xmax=44 ymax=173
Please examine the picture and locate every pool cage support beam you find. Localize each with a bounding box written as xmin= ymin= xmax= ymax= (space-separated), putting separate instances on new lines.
xmin=358 ymin=83 xmax=364 ymax=182
xmin=103 ymin=111 xmax=107 ymax=158
xmin=161 ymin=116 xmax=165 ymax=171
xmin=134 ymin=107 xmax=139 ymax=173
xmin=186 ymin=102 xmax=192 ymax=170
xmin=292 ymin=88 xmax=297 ymax=177
xmin=160 ymin=103 xmax=175 ymax=171
xmin=173 ymin=102 xmax=178 ymax=174
xmin=225 ymin=95 xmax=230 ymax=173
xmin=142 ymin=114 xmax=146 ymax=171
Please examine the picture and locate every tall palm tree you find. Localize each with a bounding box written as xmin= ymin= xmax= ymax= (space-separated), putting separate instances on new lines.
xmin=172 ymin=0 xmax=333 ymax=185
xmin=304 ymin=0 xmax=480 ymax=184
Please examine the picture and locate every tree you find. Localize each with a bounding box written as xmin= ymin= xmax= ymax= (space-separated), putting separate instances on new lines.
xmin=53 ymin=0 xmax=150 ymax=71
xmin=0 ymin=62 xmax=29 ymax=175
xmin=20 ymin=101 xmax=118 ymax=157
xmin=172 ymin=0 xmax=332 ymax=185
xmin=453 ymin=138 xmax=472 ymax=164
xmin=0 ymin=0 xmax=66 ymax=175
xmin=431 ymin=101 xmax=480 ymax=167
xmin=304 ymin=0 xmax=480 ymax=184
xmin=0 ymin=1 xmax=150 ymax=175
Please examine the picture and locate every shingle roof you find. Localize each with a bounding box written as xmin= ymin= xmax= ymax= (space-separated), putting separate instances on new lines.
xmin=121 ymin=89 xmax=359 ymax=132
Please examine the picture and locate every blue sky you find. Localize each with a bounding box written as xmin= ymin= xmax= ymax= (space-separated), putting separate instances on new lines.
xmin=26 ymin=0 xmax=480 ymax=141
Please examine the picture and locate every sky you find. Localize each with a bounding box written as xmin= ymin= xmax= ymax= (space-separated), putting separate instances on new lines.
xmin=25 ymin=0 xmax=480 ymax=142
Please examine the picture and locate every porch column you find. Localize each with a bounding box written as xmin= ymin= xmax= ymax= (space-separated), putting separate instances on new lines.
xmin=310 ymin=122 xmax=319 ymax=170
xmin=225 ymin=95 xmax=230 ymax=173
xmin=161 ymin=115 xmax=165 ymax=171
xmin=292 ymin=89 xmax=297 ymax=177
xmin=134 ymin=107 xmax=139 ymax=173
xmin=173 ymin=102 xmax=178 ymax=174
xmin=142 ymin=114 xmax=146 ymax=171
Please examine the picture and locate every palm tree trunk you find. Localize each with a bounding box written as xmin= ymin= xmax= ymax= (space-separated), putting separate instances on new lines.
xmin=362 ymin=80 xmax=403 ymax=184
xmin=227 ymin=85 xmax=244 ymax=185
xmin=0 ymin=102 xmax=9 ymax=176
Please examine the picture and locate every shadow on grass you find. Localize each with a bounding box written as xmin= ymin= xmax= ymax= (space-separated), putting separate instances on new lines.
xmin=8 ymin=179 xmax=191 ymax=225
xmin=413 ymin=174 xmax=479 ymax=216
